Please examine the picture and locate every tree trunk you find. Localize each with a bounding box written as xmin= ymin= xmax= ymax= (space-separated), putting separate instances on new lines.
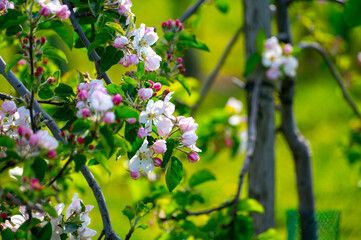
xmin=243 ymin=0 xmax=275 ymax=234
xmin=275 ymin=1 xmax=318 ymax=239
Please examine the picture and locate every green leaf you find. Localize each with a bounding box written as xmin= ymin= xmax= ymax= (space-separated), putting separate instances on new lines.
xmin=99 ymin=125 xmax=115 ymax=157
xmin=175 ymin=75 xmax=191 ymax=96
xmin=93 ymin=151 xmax=111 ymax=175
xmin=114 ymin=106 xmax=139 ymax=120
xmin=106 ymin=22 xmax=126 ymax=35
xmin=136 ymin=201 xmax=153 ymax=216
xmin=54 ymin=83 xmax=74 ymax=97
xmin=5 ymin=54 xmax=23 ymax=74
xmin=38 ymin=86 xmax=55 ymax=100
xmin=53 ymin=23 xmax=75 ymax=50
xmin=256 ymin=29 xmax=267 ymax=54
xmin=1 ymin=228 xmax=14 ymax=240
xmin=215 ymin=0 xmax=229 ymax=13
xmin=238 ymin=198 xmax=264 ymax=214
xmin=43 ymin=46 xmax=68 ymax=63
xmin=100 ymin=45 xmax=124 ymax=72
xmin=105 ymin=83 xmax=124 ymax=96
xmin=188 ymin=169 xmax=216 ymax=187
xmin=74 ymin=154 xmax=87 ymax=172
xmin=123 ymin=76 xmax=137 ymax=88
xmin=161 ymin=139 xmax=175 ymax=168
xmin=43 ymin=203 xmax=58 ymax=218
xmin=344 ymin=0 xmax=361 ymax=28
xmin=88 ymin=0 xmax=97 ymax=16
xmin=180 ymin=40 xmax=210 ymax=51
xmin=0 ymin=135 xmax=15 ymax=148
xmin=31 ymin=157 xmax=48 ymax=181
xmin=71 ymin=119 xmax=91 ymax=133
xmin=137 ymin=62 xmax=145 ymax=79
xmin=122 ymin=205 xmax=135 ymax=221
xmin=165 ymin=156 xmax=183 ymax=192
xmin=64 ymin=222 xmax=78 ymax=234
xmin=137 ymin=224 xmax=148 ymax=230
xmin=156 ymin=76 xmax=170 ymax=86
xmin=52 ymin=104 xmax=74 ymax=121
xmin=244 ymin=52 xmax=261 ymax=77
xmin=253 ymin=229 xmax=282 ymax=240
xmin=164 ymin=32 xmax=175 ymax=42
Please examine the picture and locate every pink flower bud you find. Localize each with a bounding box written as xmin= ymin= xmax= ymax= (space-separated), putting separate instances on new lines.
xmin=137 ymin=127 xmax=148 ymax=139
xmin=178 ymin=64 xmax=184 ymax=69
xmin=153 ymin=83 xmax=162 ymax=92
xmin=161 ymin=22 xmax=167 ymax=28
xmin=162 ymin=89 xmax=170 ymax=98
xmin=358 ymin=52 xmax=361 ymax=66
xmin=182 ymin=131 xmax=198 ymax=146
xmin=0 ymin=3 xmax=5 ymax=11
xmin=17 ymin=126 xmax=26 ymax=136
xmin=138 ymin=88 xmax=153 ymax=100
xmin=128 ymin=54 xmax=139 ymax=65
xmin=188 ymin=151 xmax=200 ymax=163
xmin=48 ymin=77 xmax=56 ymax=84
xmin=0 ymin=212 xmax=7 ymax=220
xmin=153 ymin=140 xmax=167 ymax=154
xmin=1 ymin=101 xmax=17 ymax=114
xmin=57 ymin=5 xmax=70 ymax=20
xmin=147 ymin=80 xmax=154 ymax=88
xmin=40 ymin=6 xmax=51 ymax=17
xmin=17 ymin=59 xmax=26 ymax=65
xmin=112 ymin=94 xmax=122 ymax=105
xmin=25 ymin=129 xmax=33 ymax=139
xmin=40 ymin=36 xmax=47 ymax=44
xmin=30 ymin=178 xmax=43 ymax=190
xmin=167 ymin=19 xmax=174 ymax=27
xmin=176 ymin=57 xmax=183 ymax=64
xmin=167 ymin=54 xmax=172 ymax=59
xmin=130 ymin=171 xmax=140 ymax=180
xmin=104 ymin=111 xmax=115 ymax=124
xmin=77 ymin=83 xmax=88 ymax=92
xmin=125 ymin=118 xmax=136 ymax=124
xmin=153 ymin=157 xmax=162 ymax=167
xmin=283 ymin=43 xmax=293 ymax=55
xmin=77 ymin=137 xmax=84 ymax=144
xmin=82 ymin=108 xmax=91 ymax=118
xmin=113 ymin=36 xmax=129 ymax=49
xmin=179 ymin=25 xmax=183 ymax=31
xmin=78 ymin=90 xmax=89 ymax=100
xmin=47 ymin=150 xmax=57 ymax=159
xmin=175 ymin=19 xmax=181 ymax=27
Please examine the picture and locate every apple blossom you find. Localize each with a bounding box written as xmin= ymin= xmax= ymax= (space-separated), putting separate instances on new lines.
xmin=2 ymin=101 xmax=17 ymax=114
xmin=40 ymin=6 xmax=51 ymax=16
xmin=130 ymin=170 xmax=140 ymax=180
xmin=81 ymin=108 xmax=91 ymax=118
xmin=125 ymin=118 xmax=136 ymax=124
xmin=133 ymin=23 xmax=159 ymax=58
xmin=144 ymin=48 xmax=162 ymax=71
xmin=90 ymin=90 xmax=114 ymax=112
xmin=153 ymin=139 xmax=167 ymax=154
xmin=78 ymin=89 xmax=88 ymax=100
xmin=137 ymin=127 xmax=148 ymax=139
xmin=182 ymin=131 xmax=198 ymax=147
xmin=153 ymin=83 xmax=162 ymax=92
xmin=29 ymin=134 xmax=40 ymax=147
xmin=34 ymin=130 xmax=59 ymax=150
xmin=103 ymin=111 xmax=115 ymax=124
xmin=114 ymin=36 xmax=129 ymax=48
xmin=138 ymin=88 xmax=153 ymax=100
xmin=266 ymin=67 xmax=282 ymax=80
xmin=112 ymin=94 xmax=122 ymax=105
xmin=225 ymin=97 xmax=243 ymax=114
xmin=156 ymin=115 xmax=173 ymax=137
xmin=129 ymin=139 xmax=155 ymax=173
xmin=283 ymin=43 xmax=293 ymax=55
xmin=283 ymin=56 xmax=299 ymax=77
xmin=179 ymin=117 xmax=198 ymax=132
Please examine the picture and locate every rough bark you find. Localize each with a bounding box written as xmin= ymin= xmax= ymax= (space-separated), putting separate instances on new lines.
xmin=275 ymin=1 xmax=318 ymax=239
xmin=243 ymin=0 xmax=275 ymax=234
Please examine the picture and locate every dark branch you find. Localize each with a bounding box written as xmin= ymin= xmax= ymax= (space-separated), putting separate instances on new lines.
xmin=62 ymin=0 xmax=112 ymax=85
xmin=185 ymin=200 xmax=234 ymax=216
xmin=80 ymin=165 xmax=121 ymax=240
xmin=48 ymin=155 xmax=74 ymax=186
xmin=179 ymin=0 xmax=206 ymax=23
xmin=0 ymin=92 xmax=64 ymax=106
xmin=192 ymin=25 xmax=243 ymax=114
xmin=124 ymin=228 xmax=134 ymax=240
xmin=1 ymin=188 xmax=44 ymax=213
xmin=29 ymin=89 xmax=36 ymax=132
xmin=298 ymin=42 xmax=361 ymax=119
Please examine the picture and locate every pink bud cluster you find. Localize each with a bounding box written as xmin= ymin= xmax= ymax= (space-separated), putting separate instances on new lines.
xmin=75 ymin=79 xmax=120 ymax=125
xmin=38 ymin=1 xmax=70 ymax=20
xmin=262 ymin=37 xmax=299 ymax=80
xmin=162 ymin=19 xmax=183 ymax=32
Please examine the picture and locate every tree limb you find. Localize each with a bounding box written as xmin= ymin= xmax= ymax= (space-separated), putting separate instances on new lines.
xmin=192 ymin=25 xmax=243 ymax=115
xmin=62 ymin=0 xmax=112 ymax=85
xmin=298 ymin=42 xmax=361 ymax=119
xmin=48 ymin=154 xmax=74 ymax=186
xmin=179 ymin=0 xmax=206 ymax=23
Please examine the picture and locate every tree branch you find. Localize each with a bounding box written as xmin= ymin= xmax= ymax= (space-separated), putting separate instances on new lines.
xmin=185 ymin=200 xmax=234 ymax=216
xmin=62 ymin=0 xmax=112 ymax=85
xmin=0 ymin=92 xmax=64 ymax=106
xmin=179 ymin=0 xmax=206 ymax=23
xmin=48 ymin=154 xmax=74 ymax=186
xmin=298 ymin=42 xmax=361 ymax=119
xmin=0 ymin=56 xmax=121 ymax=240
xmin=192 ymin=25 xmax=243 ymax=115
xmin=80 ymin=165 xmax=121 ymax=240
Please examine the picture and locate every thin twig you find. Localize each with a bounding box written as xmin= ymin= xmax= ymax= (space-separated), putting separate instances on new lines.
xmin=97 ymin=229 xmax=105 ymax=240
xmin=232 ymin=77 xmax=245 ymax=89
xmin=29 ymin=89 xmax=36 ymax=132
xmin=286 ymin=0 xmax=345 ymax=6
xmin=124 ymin=228 xmax=134 ymax=240
xmin=1 ymin=188 xmax=44 ymax=213
xmin=192 ymin=25 xmax=243 ymax=115
xmin=0 ymin=92 xmax=64 ymax=106
xmin=185 ymin=200 xmax=234 ymax=216
xmin=298 ymin=42 xmax=361 ymax=119
xmin=229 ymin=75 xmax=262 ymax=223
xmin=179 ymin=0 xmax=206 ymax=23
xmin=62 ymin=0 xmax=112 ymax=85
xmin=47 ymin=155 xmax=74 ymax=186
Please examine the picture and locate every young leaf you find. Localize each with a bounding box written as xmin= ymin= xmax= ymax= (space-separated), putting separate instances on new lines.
xmin=256 ymin=29 xmax=267 ymax=54
xmin=243 ymin=52 xmax=261 ymax=77
xmin=175 ymin=75 xmax=191 ymax=96
xmin=38 ymin=222 xmax=52 ymax=240
xmin=188 ymin=169 xmax=216 ymax=187
xmin=53 ymin=23 xmax=74 ymax=50
xmin=114 ymin=106 xmax=139 ymax=120
xmin=137 ymin=62 xmax=145 ymax=79
xmin=43 ymin=47 xmax=68 ymax=63
xmin=93 ymin=151 xmax=111 ymax=175
xmin=38 ymin=86 xmax=55 ymax=100
xmin=344 ymin=0 xmax=361 ymax=28
xmin=238 ymin=198 xmax=265 ymax=214
xmin=43 ymin=203 xmax=58 ymax=218
xmin=105 ymin=83 xmax=124 ymax=95
xmin=31 ymin=157 xmax=48 ymax=181
xmin=64 ymin=222 xmax=78 ymax=234
xmin=215 ymin=0 xmax=229 ymax=13
xmin=100 ymin=46 xmax=124 ymax=72
xmin=5 ymin=54 xmax=23 ymax=74
xmin=74 ymin=154 xmax=87 ymax=172
xmin=165 ymin=156 xmax=183 ymax=192
xmin=106 ymin=22 xmax=126 ymax=35
xmin=54 ymin=83 xmax=74 ymax=97
xmin=123 ymin=76 xmax=137 ymax=88
xmin=161 ymin=139 xmax=175 ymax=168
xmin=122 ymin=205 xmax=136 ymax=221
xmin=0 ymin=135 xmax=15 ymax=148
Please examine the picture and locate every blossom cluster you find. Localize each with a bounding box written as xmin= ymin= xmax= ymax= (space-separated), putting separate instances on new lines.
xmin=1 ymin=193 xmax=96 ymax=239
xmin=37 ymin=0 xmax=70 ymax=20
xmin=262 ymin=37 xmax=299 ymax=80
xmin=76 ymin=79 xmax=118 ymax=124
xmin=0 ymin=101 xmax=58 ymax=159
xmin=129 ymin=88 xmax=201 ymax=180
xmin=105 ymin=0 xmax=134 ymax=24
xmin=0 ymin=0 xmax=14 ymax=16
